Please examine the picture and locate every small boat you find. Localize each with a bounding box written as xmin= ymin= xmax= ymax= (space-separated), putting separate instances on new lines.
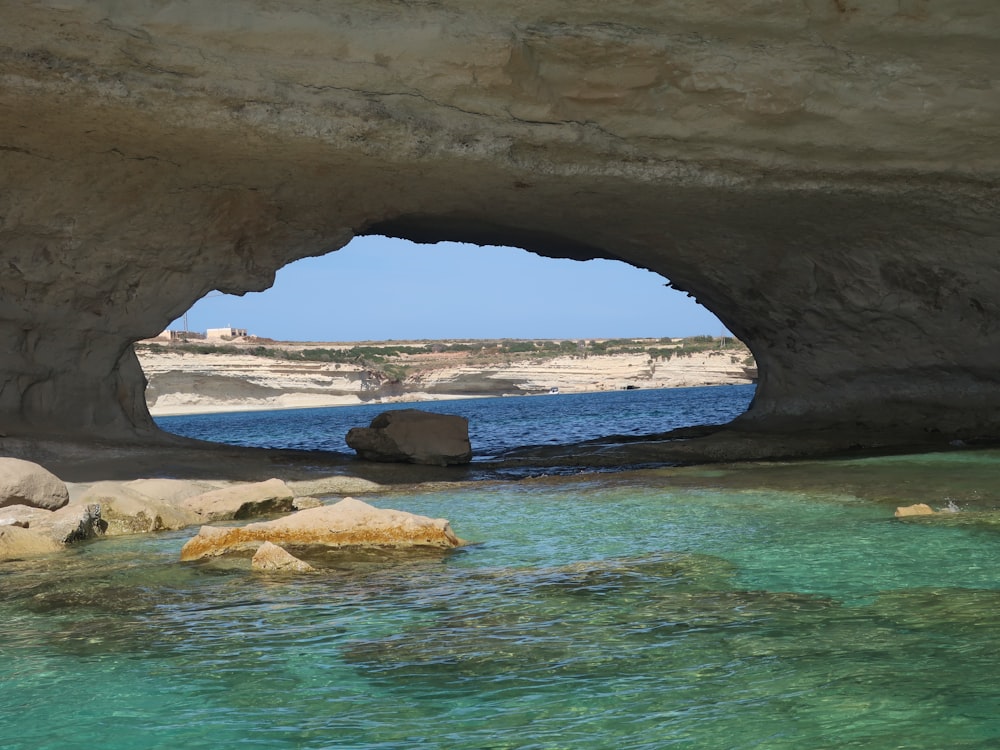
xmin=548 ymin=387 xmax=560 ymax=394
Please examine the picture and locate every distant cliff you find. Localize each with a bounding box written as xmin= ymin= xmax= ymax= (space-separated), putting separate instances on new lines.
xmin=138 ymin=337 xmax=755 ymax=416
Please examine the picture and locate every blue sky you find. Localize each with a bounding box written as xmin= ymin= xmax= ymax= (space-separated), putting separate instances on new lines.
xmin=171 ymin=235 xmax=725 ymax=341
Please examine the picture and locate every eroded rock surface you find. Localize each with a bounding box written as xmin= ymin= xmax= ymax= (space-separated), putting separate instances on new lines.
xmin=251 ymin=541 xmax=316 ymax=573
xmin=346 ymin=409 xmax=473 ymax=466
xmin=180 ymin=478 xmax=296 ymax=522
xmin=180 ymin=496 xmax=465 ymax=561
xmin=1 ymin=2 xmax=999 ymax=449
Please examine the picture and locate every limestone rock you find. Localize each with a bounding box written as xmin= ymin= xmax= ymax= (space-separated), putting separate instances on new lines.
xmin=0 ymin=504 xmax=53 ymax=529
xmin=346 ymin=410 xmax=472 ymax=466
xmin=0 ymin=458 xmax=69 ymax=511
xmin=35 ymin=503 xmax=105 ymax=544
xmin=287 ymin=476 xmax=383 ymax=497
xmin=1 ymin=3 xmax=1000 ymax=449
xmin=180 ymin=496 xmax=465 ymax=561
xmin=0 ymin=525 xmax=63 ymax=561
xmin=75 ymin=481 xmax=201 ymax=536
xmin=895 ymin=503 xmax=936 ymax=518
xmin=180 ymin=478 xmax=295 ymax=522
xmin=251 ymin=541 xmax=316 ymax=573
xmin=291 ymin=497 xmax=323 ymax=511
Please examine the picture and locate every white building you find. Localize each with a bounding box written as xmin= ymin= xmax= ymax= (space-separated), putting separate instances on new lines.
xmin=206 ymin=327 xmax=248 ymax=340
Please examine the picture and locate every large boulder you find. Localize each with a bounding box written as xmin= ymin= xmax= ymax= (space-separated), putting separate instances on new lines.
xmin=180 ymin=478 xmax=296 ymax=522
xmin=346 ymin=409 xmax=472 ymax=466
xmin=0 ymin=458 xmax=69 ymax=511
xmin=180 ymin=496 xmax=466 ymax=561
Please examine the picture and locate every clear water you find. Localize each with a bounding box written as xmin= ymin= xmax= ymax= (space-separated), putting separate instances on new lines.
xmin=6 ymin=388 xmax=1000 ymax=749
xmin=154 ymin=385 xmax=756 ymax=460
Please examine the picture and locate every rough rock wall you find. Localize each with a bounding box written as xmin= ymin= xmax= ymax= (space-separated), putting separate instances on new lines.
xmin=1 ymin=1 xmax=999 ymax=441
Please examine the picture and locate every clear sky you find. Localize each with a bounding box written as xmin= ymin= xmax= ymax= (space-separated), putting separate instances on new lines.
xmin=171 ymin=235 xmax=725 ymax=342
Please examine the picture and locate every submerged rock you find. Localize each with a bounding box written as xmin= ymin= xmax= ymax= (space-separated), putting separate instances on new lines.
xmin=346 ymin=409 xmax=472 ymax=466
xmin=180 ymin=496 xmax=466 ymax=561
xmin=0 ymin=458 xmax=69 ymax=511
xmin=251 ymin=541 xmax=316 ymax=573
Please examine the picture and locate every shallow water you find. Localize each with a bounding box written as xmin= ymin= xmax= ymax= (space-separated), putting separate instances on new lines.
xmin=4 ymin=455 xmax=1000 ymax=749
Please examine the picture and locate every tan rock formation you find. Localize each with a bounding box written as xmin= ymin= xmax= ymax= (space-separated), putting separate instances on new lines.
xmin=179 ymin=496 xmax=465 ymax=561
xmin=894 ymin=503 xmax=936 ymax=518
xmin=0 ymin=526 xmax=63 ymax=561
xmin=74 ymin=481 xmax=203 ymax=535
xmin=0 ymin=459 xmax=70 ymax=511
xmin=180 ymin=478 xmax=296 ymax=522
xmin=1 ymin=2 xmax=999 ymax=448
xmin=251 ymin=541 xmax=316 ymax=573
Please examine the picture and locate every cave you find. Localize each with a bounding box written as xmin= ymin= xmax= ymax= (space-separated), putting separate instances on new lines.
xmin=1 ymin=2 xmax=999 ymax=456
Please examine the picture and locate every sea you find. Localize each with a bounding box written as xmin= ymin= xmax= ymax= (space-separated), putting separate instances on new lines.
xmin=152 ymin=384 xmax=758 ymax=461
xmin=4 ymin=384 xmax=1000 ymax=749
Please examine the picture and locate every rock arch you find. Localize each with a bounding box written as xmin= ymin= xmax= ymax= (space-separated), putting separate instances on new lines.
xmin=1 ymin=1 xmax=999 ymax=448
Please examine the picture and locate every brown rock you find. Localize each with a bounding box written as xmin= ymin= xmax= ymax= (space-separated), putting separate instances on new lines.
xmin=0 ymin=458 xmax=69 ymax=511
xmin=894 ymin=503 xmax=936 ymax=518
xmin=346 ymin=409 xmax=472 ymax=466
xmin=251 ymin=541 xmax=316 ymax=573
xmin=0 ymin=525 xmax=63 ymax=561
xmin=180 ymin=496 xmax=465 ymax=561
xmin=180 ymin=478 xmax=295 ymax=522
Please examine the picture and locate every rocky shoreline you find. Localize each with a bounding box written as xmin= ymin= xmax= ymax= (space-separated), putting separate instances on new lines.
xmin=138 ymin=336 xmax=755 ymax=416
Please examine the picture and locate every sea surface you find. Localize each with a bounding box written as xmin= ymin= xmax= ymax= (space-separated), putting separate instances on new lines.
xmin=153 ymin=384 xmax=757 ymax=459
xmin=5 ymin=386 xmax=1000 ymax=749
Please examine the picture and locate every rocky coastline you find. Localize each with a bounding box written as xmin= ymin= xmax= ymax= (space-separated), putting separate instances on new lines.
xmin=139 ymin=336 xmax=755 ymax=416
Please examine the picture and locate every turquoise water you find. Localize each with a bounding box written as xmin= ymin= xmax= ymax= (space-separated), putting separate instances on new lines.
xmin=4 ymin=456 xmax=1000 ymax=749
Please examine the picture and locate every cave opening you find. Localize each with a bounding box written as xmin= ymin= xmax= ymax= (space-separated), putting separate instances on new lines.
xmin=140 ymin=235 xmax=757 ymax=461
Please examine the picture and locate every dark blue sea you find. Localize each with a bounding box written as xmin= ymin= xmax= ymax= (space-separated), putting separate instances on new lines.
xmin=155 ymin=384 xmax=756 ymax=459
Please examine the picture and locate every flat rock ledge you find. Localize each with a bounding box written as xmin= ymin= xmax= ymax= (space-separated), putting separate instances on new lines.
xmin=180 ymin=496 xmax=466 ymax=562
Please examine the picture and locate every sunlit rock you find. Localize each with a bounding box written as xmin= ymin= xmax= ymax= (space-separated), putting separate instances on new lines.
xmin=251 ymin=541 xmax=316 ymax=573
xmin=0 ymin=525 xmax=62 ymax=561
xmin=0 ymin=458 xmax=69 ymax=511
xmin=346 ymin=409 xmax=473 ymax=466
xmin=36 ymin=503 xmax=105 ymax=544
xmin=894 ymin=503 xmax=936 ymax=518
xmin=75 ymin=481 xmax=202 ymax=535
xmin=180 ymin=496 xmax=466 ymax=561
xmin=180 ymin=478 xmax=295 ymax=522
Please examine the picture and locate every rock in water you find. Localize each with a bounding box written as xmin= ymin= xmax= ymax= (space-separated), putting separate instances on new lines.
xmin=251 ymin=541 xmax=316 ymax=573
xmin=0 ymin=458 xmax=69 ymax=511
xmin=895 ymin=503 xmax=936 ymax=518
xmin=346 ymin=409 xmax=472 ymax=466
xmin=180 ymin=496 xmax=466 ymax=561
